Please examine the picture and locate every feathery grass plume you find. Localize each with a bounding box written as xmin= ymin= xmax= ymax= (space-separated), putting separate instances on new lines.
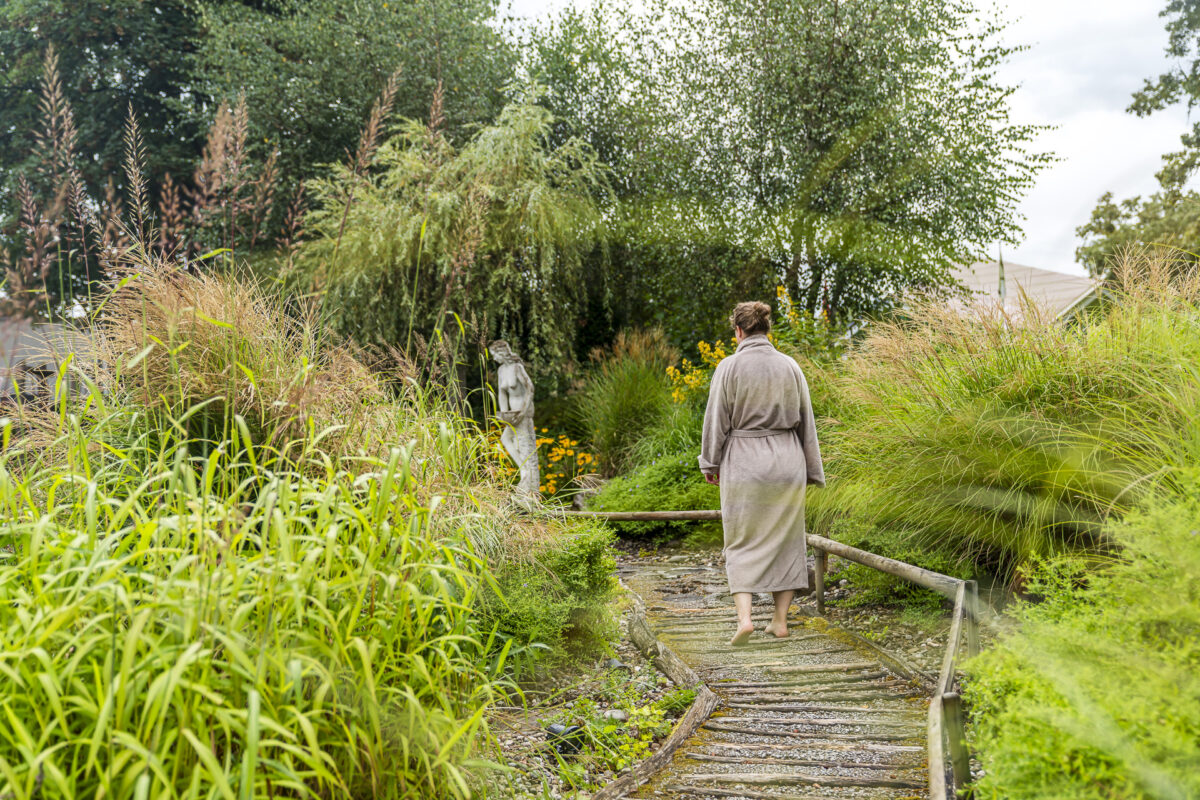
xmin=806 ymin=247 xmax=1200 ymax=579
xmin=33 ymin=45 xmax=96 ymax=289
xmin=277 ymin=183 xmax=307 ymax=273
xmin=190 ymin=101 xmax=233 ymax=236
xmin=246 ymin=150 xmax=278 ymax=250
xmin=32 ymin=46 xmax=77 ymax=184
xmin=156 ymin=171 xmax=185 ymax=256
xmin=97 ymin=177 xmax=128 ymax=258
xmin=122 ymin=103 xmax=150 ymax=242
xmin=429 ymin=78 xmax=446 ymax=136
xmin=0 ymin=177 xmax=58 ymax=319
xmin=353 ymin=68 xmax=403 ymax=176
xmin=331 ymin=67 xmax=403 ymax=262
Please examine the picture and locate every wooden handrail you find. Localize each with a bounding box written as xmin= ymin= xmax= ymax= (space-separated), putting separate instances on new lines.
xmin=553 ymin=509 xmax=722 ymax=521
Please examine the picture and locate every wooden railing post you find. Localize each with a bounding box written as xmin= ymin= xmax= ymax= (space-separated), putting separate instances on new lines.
xmin=814 ymin=548 xmax=827 ymax=616
xmin=942 ymin=691 xmax=971 ymax=795
xmin=966 ymin=580 xmax=980 ymax=658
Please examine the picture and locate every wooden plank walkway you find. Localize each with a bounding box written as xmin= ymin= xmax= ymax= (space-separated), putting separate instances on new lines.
xmin=618 ymin=558 xmax=929 ymax=800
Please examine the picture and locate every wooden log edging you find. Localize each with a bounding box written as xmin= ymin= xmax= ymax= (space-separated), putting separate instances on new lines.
xmin=591 ymin=582 xmax=720 ymax=800
xmin=547 ymin=509 xmax=964 ymax=603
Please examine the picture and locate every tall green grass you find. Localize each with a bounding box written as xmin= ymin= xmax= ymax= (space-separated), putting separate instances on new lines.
xmin=0 ymin=257 xmax=608 ymax=798
xmin=807 ymin=251 xmax=1200 ymax=576
xmin=574 ymin=329 xmax=677 ymax=476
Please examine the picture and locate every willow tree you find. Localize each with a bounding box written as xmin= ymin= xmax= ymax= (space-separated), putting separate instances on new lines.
xmin=299 ymin=93 xmax=611 ymax=371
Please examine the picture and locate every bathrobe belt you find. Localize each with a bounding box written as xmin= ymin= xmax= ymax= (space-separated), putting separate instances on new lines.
xmin=728 ymin=428 xmax=795 ymax=439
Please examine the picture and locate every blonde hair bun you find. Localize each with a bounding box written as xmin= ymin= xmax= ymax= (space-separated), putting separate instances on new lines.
xmin=730 ymin=301 xmax=772 ymax=335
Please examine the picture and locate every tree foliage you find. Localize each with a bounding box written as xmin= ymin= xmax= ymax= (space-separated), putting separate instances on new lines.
xmin=297 ymin=91 xmax=610 ymax=371
xmin=527 ymin=0 xmax=1048 ymax=330
xmin=1078 ymin=1 xmax=1200 ymax=273
xmin=195 ymin=0 xmax=517 ymax=183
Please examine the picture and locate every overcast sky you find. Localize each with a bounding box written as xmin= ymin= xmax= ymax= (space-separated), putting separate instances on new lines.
xmin=507 ymin=0 xmax=1191 ymax=276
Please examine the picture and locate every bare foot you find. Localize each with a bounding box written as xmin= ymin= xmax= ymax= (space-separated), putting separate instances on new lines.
xmin=763 ymin=623 xmax=789 ymax=639
xmin=730 ymin=623 xmax=755 ymax=646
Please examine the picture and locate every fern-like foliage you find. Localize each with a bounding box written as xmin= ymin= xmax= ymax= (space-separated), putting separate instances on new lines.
xmin=298 ymin=90 xmax=611 ymax=371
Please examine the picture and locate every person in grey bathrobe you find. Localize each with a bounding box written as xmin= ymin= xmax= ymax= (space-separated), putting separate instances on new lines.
xmin=698 ymin=301 xmax=825 ymax=646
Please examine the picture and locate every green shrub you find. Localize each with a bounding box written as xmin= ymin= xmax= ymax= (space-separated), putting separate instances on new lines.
xmin=479 ymin=521 xmax=617 ymax=672
xmin=590 ymin=451 xmax=720 ymax=542
xmin=963 ymin=472 xmax=1200 ymax=799
xmin=574 ymin=330 xmax=677 ymax=476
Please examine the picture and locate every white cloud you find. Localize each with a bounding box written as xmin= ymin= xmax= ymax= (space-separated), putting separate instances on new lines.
xmin=992 ymin=0 xmax=1191 ymax=274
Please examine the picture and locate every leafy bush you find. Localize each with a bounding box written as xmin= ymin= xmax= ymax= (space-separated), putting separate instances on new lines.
xmin=590 ymin=451 xmax=720 ymax=542
xmin=479 ymin=520 xmax=617 ymax=672
xmin=574 ymin=329 xmax=677 ymax=475
xmin=963 ymin=471 xmax=1200 ymax=799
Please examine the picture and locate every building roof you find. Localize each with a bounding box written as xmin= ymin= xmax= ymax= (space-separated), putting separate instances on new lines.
xmin=952 ymin=260 xmax=1100 ymax=319
xmin=0 ymin=318 xmax=93 ymax=396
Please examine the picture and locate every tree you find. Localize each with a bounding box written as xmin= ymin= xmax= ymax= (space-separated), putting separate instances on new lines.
xmin=0 ymin=0 xmax=212 ymax=196
xmin=526 ymin=0 xmax=1048 ymax=331
xmin=195 ymin=0 xmax=517 ymax=183
xmin=297 ymin=90 xmax=611 ymax=372
xmin=1078 ymin=1 xmax=1200 ymax=273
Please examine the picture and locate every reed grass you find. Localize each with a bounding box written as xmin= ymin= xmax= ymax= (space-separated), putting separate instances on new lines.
xmin=573 ymin=329 xmax=678 ymax=476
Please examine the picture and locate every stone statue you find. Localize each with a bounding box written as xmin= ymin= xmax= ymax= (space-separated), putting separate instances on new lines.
xmin=490 ymin=340 xmax=539 ymax=504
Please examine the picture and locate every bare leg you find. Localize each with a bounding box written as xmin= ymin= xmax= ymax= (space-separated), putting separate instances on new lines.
xmin=764 ymin=590 xmax=795 ymax=638
xmin=731 ymin=592 xmax=755 ymax=646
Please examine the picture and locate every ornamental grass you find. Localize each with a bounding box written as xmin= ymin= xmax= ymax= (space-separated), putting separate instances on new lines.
xmin=0 ymin=252 xmax=596 ymax=799
xmin=808 ymin=249 xmax=1200 ymax=577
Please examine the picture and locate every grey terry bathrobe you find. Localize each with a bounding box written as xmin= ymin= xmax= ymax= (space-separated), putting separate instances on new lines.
xmin=698 ymin=334 xmax=825 ymax=593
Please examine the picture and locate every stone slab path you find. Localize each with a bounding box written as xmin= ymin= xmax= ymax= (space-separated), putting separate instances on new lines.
xmin=619 ymin=558 xmax=929 ymax=800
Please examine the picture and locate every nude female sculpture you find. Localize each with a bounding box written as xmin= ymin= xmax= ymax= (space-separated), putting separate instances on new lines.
xmin=490 ymin=340 xmax=539 ymax=503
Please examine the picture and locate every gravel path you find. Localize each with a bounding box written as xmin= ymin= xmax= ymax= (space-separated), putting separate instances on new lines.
xmin=619 ymin=556 xmax=929 ymax=800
